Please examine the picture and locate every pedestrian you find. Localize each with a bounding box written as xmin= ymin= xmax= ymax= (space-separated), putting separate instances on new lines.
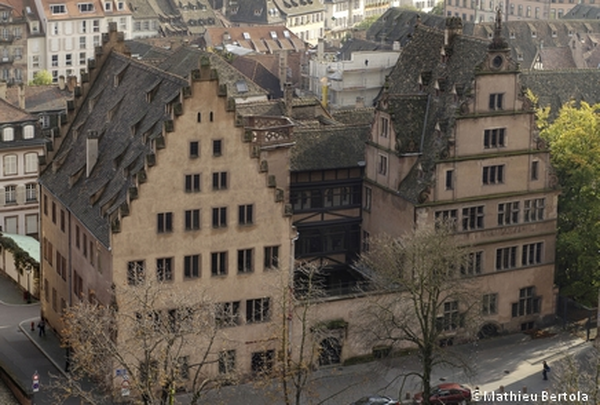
xmin=37 ymin=319 xmax=46 ymax=337
xmin=542 ymin=360 xmax=550 ymax=380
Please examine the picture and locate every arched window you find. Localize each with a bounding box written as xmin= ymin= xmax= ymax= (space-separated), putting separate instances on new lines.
xmin=3 ymin=127 xmax=14 ymax=142
xmin=23 ymin=125 xmax=35 ymax=139
xmin=25 ymin=152 xmax=38 ymax=173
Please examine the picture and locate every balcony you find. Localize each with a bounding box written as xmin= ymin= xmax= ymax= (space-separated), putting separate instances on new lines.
xmin=0 ymin=56 xmax=14 ymax=64
xmin=0 ymin=34 xmax=14 ymax=43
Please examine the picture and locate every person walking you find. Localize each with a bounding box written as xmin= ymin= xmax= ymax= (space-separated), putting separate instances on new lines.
xmin=37 ymin=319 xmax=46 ymax=337
xmin=542 ymin=360 xmax=550 ymax=380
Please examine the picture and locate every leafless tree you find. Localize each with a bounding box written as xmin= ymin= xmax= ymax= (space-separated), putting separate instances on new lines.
xmin=53 ymin=267 xmax=224 ymax=405
xmin=357 ymin=224 xmax=481 ymax=404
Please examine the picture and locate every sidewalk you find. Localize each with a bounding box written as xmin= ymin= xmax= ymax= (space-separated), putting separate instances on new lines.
xmin=0 ymin=272 xmax=38 ymax=306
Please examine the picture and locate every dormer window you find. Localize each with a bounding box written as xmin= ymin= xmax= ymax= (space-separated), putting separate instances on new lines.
xmin=104 ymin=1 xmax=112 ymax=11
xmin=552 ymin=30 xmax=557 ymax=37
xmin=50 ymin=4 xmax=67 ymax=14
xmin=3 ymin=127 xmax=14 ymax=142
xmin=117 ymin=1 xmax=124 ymax=9
xmin=254 ymin=8 xmax=263 ymax=16
xmin=23 ymin=125 xmax=35 ymax=139
xmin=510 ymin=32 xmax=515 ymax=39
xmin=78 ymin=3 xmax=94 ymax=12
xmin=230 ymin=6 xmax=238 ymax=14
xmin=532 ymin=31 xmax=537 ymax=38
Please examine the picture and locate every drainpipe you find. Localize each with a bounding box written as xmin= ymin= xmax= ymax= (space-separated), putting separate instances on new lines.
xmin=288 ymin=228 xmax=300 ymax=366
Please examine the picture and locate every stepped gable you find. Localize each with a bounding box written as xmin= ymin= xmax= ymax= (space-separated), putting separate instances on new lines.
xmin=382 ymin=23 xmax=489 ymax=204
xmin=39 ymin=52 xmax=188 ymax=247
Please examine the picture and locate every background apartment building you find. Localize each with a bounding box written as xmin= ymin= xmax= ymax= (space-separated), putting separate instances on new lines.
xmin=33 ymin=0 xmax=132 ymax=82
xmin=445 ymin=0 xmax=585 ymax=22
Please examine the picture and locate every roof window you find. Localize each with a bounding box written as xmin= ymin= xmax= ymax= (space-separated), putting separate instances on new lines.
xmin=50 ymin=4 xmax=67 ymax=14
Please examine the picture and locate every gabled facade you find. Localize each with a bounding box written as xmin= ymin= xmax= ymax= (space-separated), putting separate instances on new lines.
xmin=0 ymin=97 xmax=46 ymax=239
xmin=39 ymin=25 xmax=295 ymax=382
xmin=364 ymin=16 xmax=558 ymax=337
xmin=33 ymin=0 xmax=133 ymax=82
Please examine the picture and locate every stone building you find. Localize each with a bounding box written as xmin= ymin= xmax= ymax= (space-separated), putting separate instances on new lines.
xmin=39 ymin=25 xmax=296 ymax=384
xmin=363 ymin=15 xmax=559 ymax=337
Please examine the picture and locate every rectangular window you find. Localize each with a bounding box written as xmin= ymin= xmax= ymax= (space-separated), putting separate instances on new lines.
xmin=238 ymin=204 xmax=253 ymax=225
xmin=364 ymin=186 xmax=372 ymax=211
xmin=378 ymin=155 xmax=388 ymax=175
xmin=522 ymin=242 xmax=543 ymax=266
xmin=482 ymin=293 xmax=498 ymax=315
xmin=25 ymin=214 xmax=38 ymax=237
xmin=380 ymin=117 xmax=389 ymax=138
xmin=185 ymin=174 xmax=200 ymax=192
xmin=497 ymin=202 xmax=519 ymax=225
xmin=75 ymin=226 xmax=80 ymax=249
xmin=157 ymin=212 xmax=173 ymax=233
xmin=79 ymin=52 xmax=86 ymax=65
xmin=246 ymin=298 xmax=270 ymax=323
xmin=461 ymin=206 xmax=484 ymax=231
xmin=442 ymin=301 xmax=459 ymax=331
xmin=44 ymin=195 xmax=48 ymax=216
xmin=213 ymin=139 xmax=222 ymax=156
xmin=189 ymin=141 xmax=199 ymax=158
xmin=52 ymin=201 xmax=57 ymax=223
xmin=251 ymin=350 xmax=274 ymax=375
xmin=362 ymin=230 xmax=370 ymax=252
xmin=79 ymin=36 xmax=86 ymax=49
xmin=264 ymin=246 xmax=279 ymax=270
xmin=50 ymin=4 xmax=66 ymax=14
xmin=489 ymin=93 xmax=504 ymax=110
xmin=237 ymin=249 xmax=253 ymax=273
xmin=25 ymin=184 xmax=37 ymax=202
xmin=4 ymin=155 xmax=17 ymax=175
xmin=524 ymin=198 xmax=545 ymax=222
xmin=512 ymin=286 xmax=540 ymax=317
xmin=51 ymin=55 xmax=58 ymax=67
xmin=482 ymin=165 xmax=505 ymax=185
xmin=211 ymin=251 xmax=227 ymax=276
xmin=184 ymin=254 xmax=200 ymax=278
xmin=156 ymin=257 xmax=173 ymax=282
xmin=60 ymin=210 xmax=65 ymax=232
xmin=212 ymin=207 xmax=227 ymax=228
xmin=445 ymin=170 xmax=453 ymax=190
xmin=435 ymin=209 xmax=458 ymax=228
xmin=185 ymin=209 xmax=200 ymax=231
xmin=4 ymin=185 xmax=16 ymax=204
xmin=218 ymin=350 xmax=236 ymax=374
xmin=83 ymin=234 xmax=87 ymax=257
xmin=531 ymin=161 xmax=539 ymax=181
xmin=461 ymin=251 xmax=482 ymax=275
xmin=496 ymin=246 xmax=517 ymax=270
xmin=52 ymin=288 xmax=57 ymax=311
xmin=216 ymin=301 xmax=240 ymax=327
xmin=65 ymin=53 xmax=72 ymax=66
xmin=212 ymin=172 xmax=228 ymax=190
xmin=483 ymin=128 xmax=506 ymax=148
xmin=127 ymin=260 xmax=145 ymax=285
xmin=93 ymin=19 xmax=100 ymax=32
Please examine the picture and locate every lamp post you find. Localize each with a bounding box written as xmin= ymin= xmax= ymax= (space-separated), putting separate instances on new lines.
xmin=25 ymin=265 xmax=32 ymax=304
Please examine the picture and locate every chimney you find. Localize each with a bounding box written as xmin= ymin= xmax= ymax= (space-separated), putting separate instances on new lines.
xmin=58 ymin=75 xmax=66 ymax=90
xmin=0 ymin=81 xmax=6 ymax=100
xmin=317 ymin=38 xmax=324 ymax=61
xmin=279 ymin=51 xmax=288 ymax=90
xmin=284 ymin=83 xmax=293 ymax=117
xmin=355 ymin=97 xmax=365 ymax=109
xmin=444 ymin=16 xmax=463 ymax=46
xmin=393 ymin=41 xmax=401 ymax=51
xmin=67 ymin=76 xmax=77 ymax=92
xmin=86 ymin=131 xmax=99 ymax=177
xmin=18 ymin=84 xmax=25 ymax=109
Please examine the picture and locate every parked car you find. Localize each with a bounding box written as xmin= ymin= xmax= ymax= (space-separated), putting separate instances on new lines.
xmin=350 ymin=395 xmax=400 ymax=405
xmin=413 ymin=383 xmax=471 ymax=404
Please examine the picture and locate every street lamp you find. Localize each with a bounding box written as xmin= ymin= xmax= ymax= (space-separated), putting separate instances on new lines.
xmin=25 ymin=265 xmax=32 ymax=304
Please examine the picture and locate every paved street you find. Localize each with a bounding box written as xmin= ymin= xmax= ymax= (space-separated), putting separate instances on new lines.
xmin=0 ymin=270 xmax=596 ymax=404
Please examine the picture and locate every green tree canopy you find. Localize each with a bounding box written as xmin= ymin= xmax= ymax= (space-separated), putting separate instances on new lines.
xmin=429 ymin=1 xmax=444 ymax=15
xmin=29 ymin=70 xmax=52 ymax=86
xmin=538 ymin=100 xmax=600 ymax=305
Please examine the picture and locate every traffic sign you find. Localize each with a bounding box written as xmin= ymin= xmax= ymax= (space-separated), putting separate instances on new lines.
xmin=32 ymin=372 xmax=39 ymax=393
xmin=121 ymin=380 xmax=130 ymax=397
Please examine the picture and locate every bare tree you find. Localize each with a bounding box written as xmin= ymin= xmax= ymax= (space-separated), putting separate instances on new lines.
xmin=357 ymin=224 xmax=480 ymax=404
xmin=277 ymin=262 xmax=326 ymax=405
xmin=54 ymin=267 xmax=224 ymax=405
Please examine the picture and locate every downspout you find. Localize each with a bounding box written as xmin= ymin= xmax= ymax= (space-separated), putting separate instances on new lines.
xmin=288 ymin=227 xmax=300 ymax=365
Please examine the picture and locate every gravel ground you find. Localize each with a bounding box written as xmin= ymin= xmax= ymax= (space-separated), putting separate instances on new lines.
xmin=0 ymin=378 xmax=19 ymax=405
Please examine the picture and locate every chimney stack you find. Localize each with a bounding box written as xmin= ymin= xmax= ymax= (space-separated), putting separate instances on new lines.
xmin=0 ymin=81 xmax=6 ymax=100
xmin=284 ymin=83 xmax=293 ymax=118
xmin=86 ymin=131 xmax=99 ymax=177
xmin=444 ymin=16 xmax=463 ymax=46
xmin=317 ymin=38 xmax=324 ymax=61
xmin=58 ymin=75 xmax=66 ymax=90
xmin=18 ymin=83 xmax=25 ymax=109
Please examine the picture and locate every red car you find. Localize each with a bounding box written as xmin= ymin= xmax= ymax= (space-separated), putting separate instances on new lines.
xmin=413 ymin=383 xmax=471 ymax=405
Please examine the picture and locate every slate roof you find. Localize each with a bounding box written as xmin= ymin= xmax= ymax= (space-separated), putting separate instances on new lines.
xmin=521 ymin=70 xmax=600 ymax=115
xmin=39 ymin=52 xmax=189 ymax=247
xmin=381 ymin=24 xmax=490 ymax=204
xmin=291 ymin=123 xmax=370 ymax=171
xmin=0 ymin=98 xmax=34 ymax=123
xmin=563 ymin=4 xmax=600 ymax=19
xmin=126 ymin=40 xmax=172 ymax=65
xmin=368 ymin=8 xmax=600 ymax=70
xmin=177 ymin=0 xmax=222 ymax=34
xmin=128 ymin=0 xmax=159 ymax=19
xmin=231 ymin=56 xmax=284 ymax=99
xmin=227 ymin=0 xmax=284 ymax=24
xmin=337 ymin=38 xmax=394 ymax=61
xmin=157 ymin=47 xmax=269 ymax=100
xmin=536 ymin=47 xmax=577 ymax=70
xmin=272 ymin=0 xmax=325 ymax=17
xmin=5 ymin=85 xmax=72 ymax=113
xmin=330 ymin=108 xmax=375 ymax=126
